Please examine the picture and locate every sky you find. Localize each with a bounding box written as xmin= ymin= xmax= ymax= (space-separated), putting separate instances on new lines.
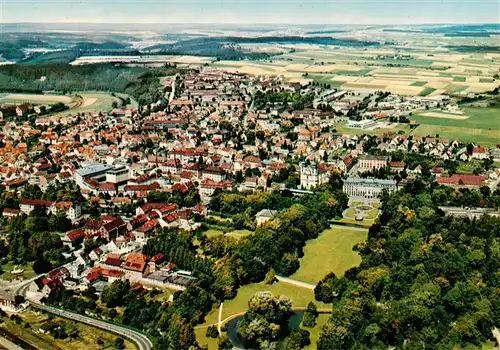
xmin=1 ymin=0 xmax=499 ymax=25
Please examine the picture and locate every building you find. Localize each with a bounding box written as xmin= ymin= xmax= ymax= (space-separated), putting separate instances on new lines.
xmin=439 ymin=206 xmax=500 ymax=219
xmin=105 ymin=165 xmax=130 ymax=184
xmin=300 ymin=162 xmax=329 ymax=189
xmin=343 ymin=177 xmax=397 ymax=199
xmin=347 ymin=119 xmax=377 ymax=129
xmin=0 ymin=292 xmax=27 ymax=313
xmin=437 ymin=174 xmax=487 ymax=189
xmin=255 ymin=209 xmax=278 ymax=226
xmin=358 ymin=155 xmax=390 ymax=172
xmin=75 ymin=164 xmax=114 ymax=187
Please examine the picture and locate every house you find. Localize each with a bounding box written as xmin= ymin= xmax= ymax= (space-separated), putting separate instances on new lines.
xmin=2 ymin=208 xmax=20 ymax=218
xmin=255 ymin=209 xmax=278 ymax=226
xmin=16 ymin=104 xmax=33 ymax=117
xmin=122 ymin=252 xmax=149 ymax=281
xmin=471 ymin=147 xmax=489 ymax=160
xmin=199 ymin=179 xmax=233 ymax=197
xmin=437 ymin=174 xmax=487 ymax=189
xmin=84 ymin=216 xmax=128 ymax=241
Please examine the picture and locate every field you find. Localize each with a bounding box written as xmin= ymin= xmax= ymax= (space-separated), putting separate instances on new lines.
xmin=0 ymin=92 xmax=137 ymax=119
xmin=0 ymin=93 xmax=72 ymax=105
xmin=212 ymin=45 xmax=500 ymax=96
xmin=290 ymin=225 xmax=368 ymax=284
xmin=2 ymin=310 xmax=136 ymax=350
xmin=412 ymin=107 xmax=500 ymax=147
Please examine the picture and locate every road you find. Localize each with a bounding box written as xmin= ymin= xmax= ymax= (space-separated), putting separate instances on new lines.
xmin=168 ymin=78 xmax=176 ymax=103
xmin=13 ymin=272 xmax=154 ymax=350
xmin=276 ymin=276 xmax=316 ymax=290
xmin=29 ymin=301 xmax=153 ymax=350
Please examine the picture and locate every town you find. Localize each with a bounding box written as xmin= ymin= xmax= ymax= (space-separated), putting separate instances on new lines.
xmin=0 ymin=58 xmax=499 ymax=349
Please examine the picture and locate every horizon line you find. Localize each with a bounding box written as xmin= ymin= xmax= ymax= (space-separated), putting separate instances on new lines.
xmin=2 ymin=21 xmax=499 ymax=25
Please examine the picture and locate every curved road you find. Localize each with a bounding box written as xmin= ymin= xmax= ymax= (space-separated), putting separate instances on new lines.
xmin=15 ymin=280 xmax=154 ymax=350
xmin=29 ymin=302 xmax=153 ymax=350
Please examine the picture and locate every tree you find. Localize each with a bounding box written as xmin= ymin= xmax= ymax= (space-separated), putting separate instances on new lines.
xmin=302 ymin=302 xmax=318 ymax=328
xmin=206 ymin=325 xmax=219 ymax=338
xmin=264 ymin=268 xmax=277 ymax=285
xmin=283 ymin=328 xmax=311 ymax=350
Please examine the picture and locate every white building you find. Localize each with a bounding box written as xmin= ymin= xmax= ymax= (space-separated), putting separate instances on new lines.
xmin=106 ymin=165 xmax=130 ymax=184
xmin=300 ymin=162 xmax=329 ymax=190
xmin=347 ymin=119 xmax=377 ymax=130
xmin=343 ymin=177 xmax=397 ymax=199
xmin=75 ymin=163 xmax=114 ymax=187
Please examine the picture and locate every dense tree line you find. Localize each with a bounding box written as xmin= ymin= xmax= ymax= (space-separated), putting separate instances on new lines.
xmin=315 ymin=183 xmax=500 ymax=349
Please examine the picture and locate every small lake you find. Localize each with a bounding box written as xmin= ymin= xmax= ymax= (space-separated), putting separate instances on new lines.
xmin=226 ymin=311 xmax=305 ymax=349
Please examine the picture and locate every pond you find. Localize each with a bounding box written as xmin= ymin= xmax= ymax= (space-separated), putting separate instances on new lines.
xmin=226 ymin=311 xmax=305 ymax=349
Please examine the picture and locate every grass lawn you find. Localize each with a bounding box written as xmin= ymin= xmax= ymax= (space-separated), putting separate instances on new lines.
xmin=453 ymin=76 xmax=466 ymax=82
xmin=196 ymin=282 xmax=330 ymax=348
xmin=303 ymin=314 xmax=330 ymax=350
xmin=220 ymin=282 xmax=329 ymax=322
xmin=3 ymin=310 xmax=136 ymax=350
xmin=0 ymin=262 xmax=36 ymax=282
xmin=202 ymin=229 xmax=253 ymax=240
xmin=291 ymin=226 xmax=368 ymax=284
xmin=195 ymin=327 xmax=219 ymax=350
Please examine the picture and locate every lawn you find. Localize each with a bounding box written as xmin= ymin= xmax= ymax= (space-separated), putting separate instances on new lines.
xmin=3 ymin=310 xmax=136 ymax=350
xmin=195 ymin=281 xmax=330 ymax=349
xmin=303 ymin=314 xmax=330 ymax=350
xmin=291 ymin=225 xmax=368 ymax=284
xmin=453 ymin=76 xmax=467 ymax=82
xmin=49 ymin=92 xmax=123 ymax=118
xmin=202 ymin=229 xmax=253 ymax=240
xmin=0 ymin=262 xmax=36 ymax=282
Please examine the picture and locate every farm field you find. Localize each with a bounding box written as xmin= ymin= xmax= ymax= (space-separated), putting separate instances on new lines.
xmin=2 ymin=310 xmax=135 ymax=350
xmin=0 ymin=92 xmax=137 ymax=119
xmin=212 ymin=46 xmax=500 ymax=96
xmin=291 ymin=225 xmax=368 ymax=284
xmin=411 ymin=107 xmax=500 ymax=146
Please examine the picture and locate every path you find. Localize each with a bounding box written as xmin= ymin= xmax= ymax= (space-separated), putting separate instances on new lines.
xmin=217 ymin=303 xmax=224 ymax=335
xmin=168 ymin=78 xmax=176 ymax=102
xmin=492 ymin=327 xmax=500 ymax=348
xmin=329 ymin=223 xmax=370 ymax=232
xmin=276 ymin=276 xmax=316 ymax=290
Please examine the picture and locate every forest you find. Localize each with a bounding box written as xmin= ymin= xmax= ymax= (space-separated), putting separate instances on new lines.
xmin=0 ymin=63 xmax=176 ymax=108
xmin=315 ymin=182 xmax=500 ymax=349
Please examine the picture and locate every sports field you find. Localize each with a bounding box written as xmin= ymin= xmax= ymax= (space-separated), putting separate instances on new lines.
xmin=291 ymin=225 xmax=368 ymax=284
